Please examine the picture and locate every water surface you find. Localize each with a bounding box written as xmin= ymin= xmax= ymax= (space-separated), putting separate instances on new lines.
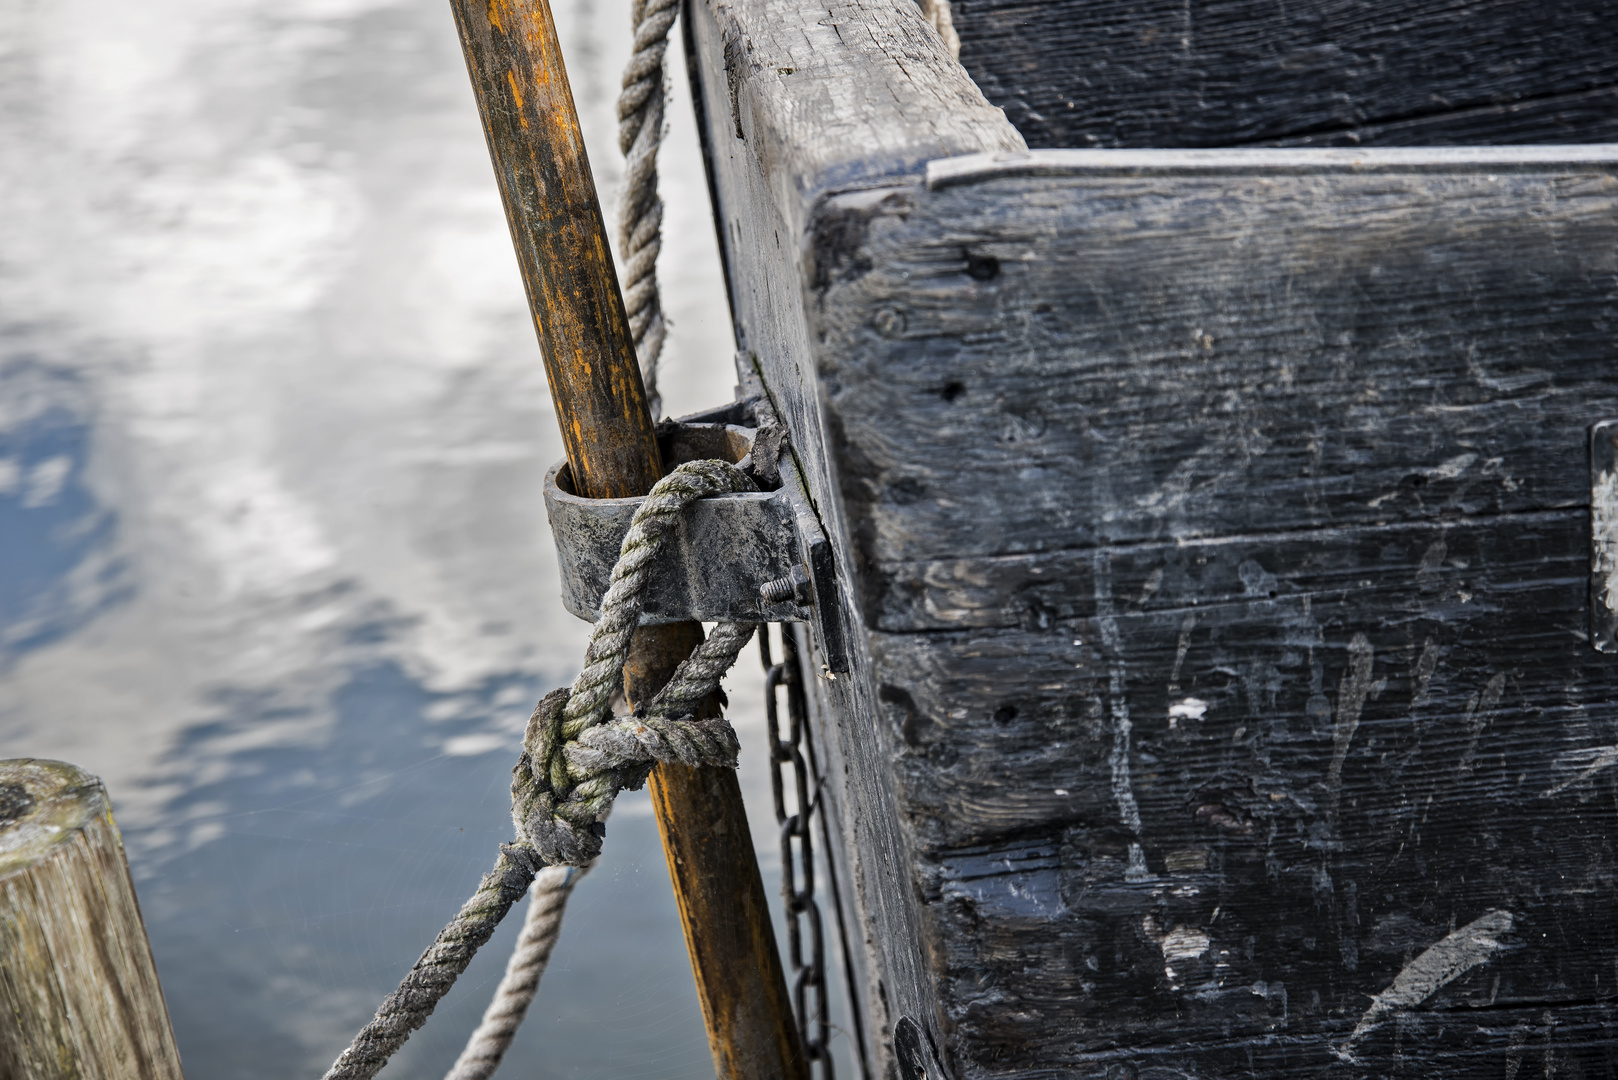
xmin=0 ymin=0 xmax=820 ymax=1074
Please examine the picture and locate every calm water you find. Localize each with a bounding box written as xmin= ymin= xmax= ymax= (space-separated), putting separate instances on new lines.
xmin=0 ymin=0 xmax=823 ymax=1074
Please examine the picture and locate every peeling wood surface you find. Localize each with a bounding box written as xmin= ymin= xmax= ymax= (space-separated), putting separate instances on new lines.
xmin=870 ymin=511 xmax=1618 ymax=1072
xmin=810 ymin=155 xmax=1618 ymax=1077
xmin=947 ymin=0 xmax=1618 ymax=150
xmin=706 ymin=0 xmax=1022 ymax=239
xmin=815 ymin=158 xmax=1618 ymax=1076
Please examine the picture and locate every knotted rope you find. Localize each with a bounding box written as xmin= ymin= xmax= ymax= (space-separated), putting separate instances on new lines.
xmin=512 ymin=460 xmax=756 ymax=866
xmin=321 ymin=458 xmax=759 ymax=1080
xmin=618 ymin=0 xmax=677 ymax=419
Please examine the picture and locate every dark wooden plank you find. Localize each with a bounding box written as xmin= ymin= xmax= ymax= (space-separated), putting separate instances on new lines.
xmin=948 ymin=0 xmax=1618 ymax=149
xmin=799 ymin=151 xmax=1618 ymax=1076
xmin=871 ymin=511 xmax=1600 ymax=846
xmin=810 ymin=153 xmax=1618 ymax=576
xmin=688 ymin=0 xmax=1618 ymax=1075
xmin=1273 ymin=85 xmax=1618 ymax=148
xmin=871 ymin=511 xmax=1618 ymax=1076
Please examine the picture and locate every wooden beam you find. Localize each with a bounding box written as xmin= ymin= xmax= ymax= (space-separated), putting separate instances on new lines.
xmin=445 ymin=3 xmax=807 ymax=1077
xmin=0 ymin=759 xmax=185 ymax=1080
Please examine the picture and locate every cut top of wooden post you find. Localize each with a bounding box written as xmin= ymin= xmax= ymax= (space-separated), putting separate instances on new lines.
xmin=0 ymin=759 xmax=109 ymax=875
xmin=0 ymin=759 xmax=185 ymax=1080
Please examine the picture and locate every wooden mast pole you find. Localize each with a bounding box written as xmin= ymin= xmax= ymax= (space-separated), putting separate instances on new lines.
xmin=445 ymin=4 xmax=806 ymax=1079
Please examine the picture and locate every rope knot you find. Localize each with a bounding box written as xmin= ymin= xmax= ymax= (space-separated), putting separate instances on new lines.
xmin=325 ymin=459 xmax=768 ymax=1078
xmin=508 ymin=459 xmax=758 ymax=865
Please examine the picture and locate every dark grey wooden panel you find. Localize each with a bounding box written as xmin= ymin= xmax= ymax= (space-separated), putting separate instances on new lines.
xmin=1274 ymin=86 xmax=1618 ymax=149
xmin=873 ymin=512 xmax=1598 ymax=847
xmin=871 ymin=510 xmax=1618 ymax=1075
xmin=810 ymin=154 xmax=1618 ymax=577
xmin=687 ymin=0 xmax=1618 ymax=1072
xmin=801 ymin=151 xmax=1618 ymax=1077
xmin=949 ymin=0 xmax=1618 ymax=149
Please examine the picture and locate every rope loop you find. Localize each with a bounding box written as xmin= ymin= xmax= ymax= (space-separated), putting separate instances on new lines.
xmin=323 ymin=457 xmax=762 ymax=1079
xmin=510 ymin=458 xmax=758 ymax=865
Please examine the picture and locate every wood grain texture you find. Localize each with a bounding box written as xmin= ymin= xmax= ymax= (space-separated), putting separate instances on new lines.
xmin=629 ymin=628 xmax=808 ymax=1080
xmin=683 ymin=0 xmax=1022 ymax=1072
xmin=647 ymin=762 xmax=805 ymax=1080
xmin=816 ymin=158 xmax=1618 ymax=572
xmin=802 ymin=155 xmax=1618 ymax=1078
xmin=706 ymin=0 xmax=1023 ymax=239
xmin=449 ymin=4 xmax=803 ymax=1075
xmin=450 ymin=0 xmax=659 ymax=499
xmin=0 ymin=759 xmax=184 ymax=1080
xmin=872 ymin=511 xmax=1618 ymax=1076
xmin=948 ymin=0 xmax=1618 ymax=150
xmin=686 ymin=0 xmax=1618 ymax=1076
xmin=1271 ymin=85 xmax=1618 ymax=149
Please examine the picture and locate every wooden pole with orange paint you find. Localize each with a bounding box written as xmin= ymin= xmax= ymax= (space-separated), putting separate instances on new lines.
xmin=444 ymin=2 xmax=808 ymax=1078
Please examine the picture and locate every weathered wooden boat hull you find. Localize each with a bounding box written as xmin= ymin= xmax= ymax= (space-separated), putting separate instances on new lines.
xmin=681 ymin=1 xmax=1618 ymax=1075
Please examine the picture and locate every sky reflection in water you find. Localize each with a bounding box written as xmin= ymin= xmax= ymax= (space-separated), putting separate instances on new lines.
xmin=0 ymin=0 xmax=799 ymax=1074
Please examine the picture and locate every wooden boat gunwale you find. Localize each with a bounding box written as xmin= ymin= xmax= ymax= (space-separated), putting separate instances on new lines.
xmin=679 ymin=2 xmax=1618 ymax=1077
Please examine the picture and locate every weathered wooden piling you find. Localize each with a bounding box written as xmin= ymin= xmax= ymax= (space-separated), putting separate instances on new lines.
xmin=0 ymin=758 xmax=183 ymax=1080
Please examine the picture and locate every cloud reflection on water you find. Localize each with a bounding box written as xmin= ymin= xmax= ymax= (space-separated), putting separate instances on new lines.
xmin=0 ymin=0 xmax=758 ymax=1072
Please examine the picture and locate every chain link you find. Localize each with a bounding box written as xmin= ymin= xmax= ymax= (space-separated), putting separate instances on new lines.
xmin=762 ymin=625 xmax=836 ymax=1080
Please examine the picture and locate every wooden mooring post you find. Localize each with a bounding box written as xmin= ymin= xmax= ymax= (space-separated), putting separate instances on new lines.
xmin=0 ymin=759 xmax=183 ymax=1079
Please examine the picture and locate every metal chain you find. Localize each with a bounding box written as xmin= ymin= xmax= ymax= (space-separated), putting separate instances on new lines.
xmin=762 ymin=624 xmax=835 ymax=1080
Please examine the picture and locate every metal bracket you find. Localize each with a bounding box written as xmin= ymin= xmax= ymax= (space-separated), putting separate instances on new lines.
xmin=1592 ymin=420 xmax=1618 ymax=653
xmin=544 ymin=403 xmax=850 ymax=673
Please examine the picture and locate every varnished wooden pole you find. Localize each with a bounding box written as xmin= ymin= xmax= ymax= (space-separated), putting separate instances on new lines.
xmin=0 ymin=759 xmax=185 ymax=1080
xmin=446 ymin=4 xmax=806 ymax=1078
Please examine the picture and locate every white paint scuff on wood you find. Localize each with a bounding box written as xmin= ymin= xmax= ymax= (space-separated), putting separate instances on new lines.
xmin=1095 ymin=553 xmax=1146 ymax=880
xmin=1592 ymin=464 xmax=1618 ymax=620
xmin=1544 ymin=744 xmax=1618 ymax=796
xmin=1458 ymin=672 xmax=1507 ymax=773
xmin=1327 ymin=634 xmax=1379 ymax=810
xmin=1161 ymin=926 xmax=1210 ymax=988
xmin=1168 ymin=697 xmax=1207 ymax=727
xmin=1162 ymin=927 xmax=1210 ymax=962
xmin=1341 ymin=909 xmax=1515 ymax=1053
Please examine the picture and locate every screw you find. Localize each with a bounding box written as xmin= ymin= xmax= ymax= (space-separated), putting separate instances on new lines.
xmin=760 ymin=577 xmax=795 ymax=603
xmin=760 ymin=565 xmax=813 ymax=606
